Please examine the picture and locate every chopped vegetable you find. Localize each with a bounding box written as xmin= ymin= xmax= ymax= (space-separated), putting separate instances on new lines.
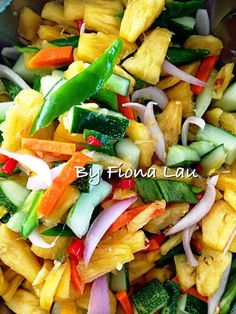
xmin=166 ymin=47 xmax=210 ymax=65
xmin=116 ymin=290 xmax=133 ymax=314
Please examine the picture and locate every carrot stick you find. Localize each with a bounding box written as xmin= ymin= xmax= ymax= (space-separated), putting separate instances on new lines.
xmin=116 ymin=290 xmax=134 ymax=314
xmin=0 ymin=154 xmax=8 ymax=164
xmin=117 ymin=95 xmax=135 ymax=120
xmin=29 ymin=46 xmax=73 ymax=68
xmin=21 ymin=138 xmax=76 ymax=155
xmin=38 ymin=151 xmax=91 ymax=216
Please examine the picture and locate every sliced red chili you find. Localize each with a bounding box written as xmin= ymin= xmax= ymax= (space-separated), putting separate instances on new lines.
xmin=119 ymin=178 xmax=135 ymax=190
xmin=67 ymin=239 xmax=84 ymax=262
xmin=87 ymin=135 xmax=103 ymax=147
xmin=76 ymin=19 xmax=84 ymax=31
xmin=1 ymin=158 xmax=18 ymax=175
xmin=69 ymin=256 xmax=85 ymax=295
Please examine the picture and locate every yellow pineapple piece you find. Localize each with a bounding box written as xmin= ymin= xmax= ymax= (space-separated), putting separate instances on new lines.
xmin=196 ymin=249 xmax=231 ymax=296
xmin=38 ymin=25 xmax=72 ymax=41
xmin=55 ymin=260 xmax=71 ymax=301
xmin=144 ymin=203 xmax=189 ymax=233
xmin=165 ymin=82 xmax=194 ymax=118
xmin=184 ymin=35 xmax=223 ymax=56
xmin=212 ymin=63 xmax=234 ymax=99
xmin=217 ymin=173 xmax=236 ymax=191
xmin=202 ymin=200 xmax=236 ymax=251
xmin=224 ymin=189 xmax=236 ymax=211
xmin=158 ymin=100 xmax=183 ymax=149
xmin=6 ymin=289 xmax=48 ymax=314
xmin=122 ymin=28 xmax=172 ymax=84
xmin=126 ymin=120 xmax=155 ymax=168
xmin=113 ymin=188 xmax=137 ymax=200
xmin=160 ymin=233 xmax=182 ymax=255
xmin=204 ymin=108 xmax=223 ymax=126
xmin=2 ymin=275 xmax=24 ymax=302
xmin=40 ymin=263 xmax=66 ymax=311
xmin=175 ymin=255 xmax=196 ymax=290
xmin=0 ymin=267 xmax=9 ymax=296
xmin=220 ymin=112 xmax=236 ymax=135
xmin=77 ymin=32 xmax=137 ymax=63
xmin=59 ymin=301 xmax=77 ymax=314
xmin=18 ymin=7 xmax=41 ymax=41
xmin=120 ymin=0 xmax=165 ymax=43
xmin=64 ymin=0 xmax=123 ymax=21
xmin=0 ymin=225 xmax=41 ymax=283
xmin=84 ymin=5 xmax=121 ymax=34
xmin=64 ymin=61 xmax=85 ymax=80
xmin=144 ymin=265 xmax=173 ymax=283
xmin=54 ymin=123 xmax=85 ymax=147
xmin=33 ymin=261 xmax=54 ymax=287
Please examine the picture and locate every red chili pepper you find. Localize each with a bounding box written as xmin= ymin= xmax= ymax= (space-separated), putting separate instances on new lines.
xmin=195 ymin=164 xmax=203 ymax=173
xmin=191 ymin=238 xmax=203 ymax=252
xmin=196 ymin=193 xmax=203 ymax=200
xmin=1 ymin=158 xmax=18 ymax=175
xmin=191 ymin=55 xmax=219 ymax=95
xmin=76 ymin=19 xmax=84 ymax=31
xmin=119 ymin=178 xmax=135 ymax=190
xmin=67 ymin=239 xmax=84 ymax=262
xmin=116 ymin=290 xmax=134 ymax=314
xmin=69 ymin=256 xmax=85 ymax=295
xmin=117 ymin=95 xmax=135 ymax=120
xmin=144 ymin=233 xmax=166 ymax=251
xmin=87 ymin=135 xmax=103 ymax=147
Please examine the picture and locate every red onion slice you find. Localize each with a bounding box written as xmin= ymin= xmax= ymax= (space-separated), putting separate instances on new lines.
xmin=166 ymin=176 xmax=218 ymax=235
xmin=196 ymin=9 xmax=210 ymax=36
xmin=88 ymin=275 xmax=110 ymax=314
xmin=143 ymin=102 xmax=166 ymax=163
xmin=208 ymin=253 xmax=232 ymax=314
xmin=122 ymin=102 xmax=146 ymax=120
xmin=163 ymin=60 xmax=208 ymax=87
xmin=132 ymin=86 xmax=169 ymax=110
xmin=181 ymin=116 xmax=206 ymax=146
xmin=183 ymin=224 xmax=199 ymax=267
xmin=29 ymin=228 xmax=58 ymax=248
xmin=0 ymin=148 xmax=52 ymax=187
xmin=84 ymin=196 xmax=137 ymax=266
xmin=0 ymin=64 xmax=30 ymax=90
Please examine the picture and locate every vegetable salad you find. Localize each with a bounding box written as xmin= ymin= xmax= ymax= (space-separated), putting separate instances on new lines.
xmin=0 ymin=0 xmax=236 ymax=313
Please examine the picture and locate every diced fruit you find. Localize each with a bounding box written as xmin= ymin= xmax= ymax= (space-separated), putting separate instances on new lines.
xmin=120 ymin=0 xmax=165 ymax=43
xmin=77 ymin=32 xmax=137 ymax=63
xmin=184 ymin=35 xmax=223 ymax=56
xmin=196 ymin=249 xmax=231 ymax=297
xmin=204 ymin=108 xmax=223 ymax=126
xmin=202 ymin=200 xmax=236 ymax=251
xmin=216 ymin=173 xmax=236 ymax=191
xmin=212 ymin=63 xmax=234 ymax=100
xmin=18 ymin=7 xmax=41 ymax=41
xmin=219 ymin=112 xmax=236 ymax=135
xmin=224 ymin=189 xmax=236 ymax=211
xmin=122 ymin=27 xmax=172 ymax=84
xmin=160 ymin=233 xmax=182 ymax=256
xmin=158 ymin=100 xmax=183 ymax=149
xmin=174 ymin=254 xmax=196 ymax=290
xmin=38 ymin=25 xmax=71 ymax=41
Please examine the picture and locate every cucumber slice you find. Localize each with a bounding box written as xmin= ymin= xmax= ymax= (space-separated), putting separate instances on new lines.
xmin=13 ymin=54 xmax=34 ymax=83
xmin=171 ymin=16 xmax=195 ymax=30
xmin=166 ymin=145 xmax=201 ymax=167
xmin=0 ymin=101 xmax=14 ymax=122
xmin=0 ymin=180 xmax=29 ymax=208
xmin=201 ymin=144 xmax=226 ymax=174
xmin=115 ymin=138 xmax=140 ymax=169
xmin=214 ymin=82 xmax=236 ymax=112
xmin=177 ymin=294 xmax=207 ymax=314
xmin=169 ymin=16 xmax=195 ymax=38
xmin=66 ymin=105 xmax=129 ymax=139
xmin=92 ymin=87 xmax=118 ymax=112
xmin=195 ymin=69 xmax=218 ymax=117
xmin=110 ymin=264 xmax=130 ymax=293
xmin=84 ymin=62 xmax=130 ymax=96
xmin=66 ymin=180 xmax=112 ymax=237
xmin=196 ymin=123 xmax=236 ymax=165
xmin=161 ymin=280 xmax=180 ymax=314
xmin=190 ymin=141 xmax=215 ymax=157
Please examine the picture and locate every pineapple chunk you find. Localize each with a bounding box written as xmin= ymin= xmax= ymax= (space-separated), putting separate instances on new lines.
xmin=0 ymin=225 xmax=41 ymax=283
xmin=224 ymin=189 xmax=236 ymax=211
xmin=0 ymin=267 xmax=9 ymax=296
xmin=220 ymin=112 xmax=236 ymax=135
xmin=212 ymin=63 xmax=234 ymax=99
xmin=40 ymin=263 xmax=66 ymax=311
xmin=196 ymin=249 xmax=231 ymax=296
xmin=6 ymin=289 xmax=48 ymax=314
xmin=54 ymin=123 xmax=85 ymax=147
xmin=113 ymin=188 xmax=137 ymax=200
xmin=174 ymin=255 xmax=196 ymax=290
xmin=229 ymin=236 xmax=236 ymax=252
xmin=144 ymin=265 xmax=173 ymax=283
xmin=202 ymin=200 xmax=236 ymax=251
xmin=160 ymin=233 xmax=182 ymax=255
xmin=84 ymin=5 xmax=121 ymax=34
xmin=18 ymin=7 xmax=41 ymax=41
xmin=41 ymin=1 xmax=76 ymax=29
xmin=76 ymin=285 xmax=117 ymax=314
xmin=127 ymin=200 xmax=166 ymax=232
xmin=78 ymin=230 xmax=145 ymax=283
xmin=31 ymin=235 xmax=70 ymax=261
xmin=158 ymin=100 xmax=183 ymax=149
xmin=64 ymin=61 xmax=85 ymax=80
xmin=204 ymin=108 xmax=223 ymax=127
xmin=216 ymin=173 xmax=236 ymax=191
xmin=33 ymin=261 xmax=54 ymax=287
xmin=165 ymin=82 xmax=194 ymax=118
xmin=120 ymin=0 xmax=165 ymax=43
xmin=126 ymin=120 xmax=155 ymax=168
xmin=55 ymin=260 xmax=71 ymax=301
xmin=144 ymin=203 xmax=189 ymax=233
xmin=2 ymin=275 xmax=24 ymax=302
xmin=77 ymin=32 xmax=137 ymax=63
xmin=38 ymin=25 xmax=72 ymax=41
xmin=59 ymin=301 xmax=77 ymax=314
xmin=184 ymin=35 xmax=223 ymax=56
xmin=64 ymin=0 xmax=122 ymax=21
xmin=122 ymin=28 xmax=172 ymax=84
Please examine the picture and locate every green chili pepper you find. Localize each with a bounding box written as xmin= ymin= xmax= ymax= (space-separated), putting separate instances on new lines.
xmin=166 ymin=47 xmax=210 ymax=65
xmin=31 ymin=39 xmax=123 ymax=134
xmin=14 ymin=45 xmax=40 ymax=53
xmin=33 ymin=74 xmax=42 ymax=92
xmin=21 ymin=190 xmax=43 ymax=239
xmin=49 ymin=36 xmax=79 ymax=49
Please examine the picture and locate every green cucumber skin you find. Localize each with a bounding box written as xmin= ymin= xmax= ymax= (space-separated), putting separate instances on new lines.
xmin=166 ymin=145 xmax=201 ymax=167
xmin=70 ymin=106 xmax=129 ymax=139
xmin=220 ymin=259 xmax=236 ymax=314
xmin=92 ymin=88 xmax=118 ymax=112
xmin=161 ymin=281 xmax=180 ymax=314
xmin=178 ymin=294 xmax=207 ymax=314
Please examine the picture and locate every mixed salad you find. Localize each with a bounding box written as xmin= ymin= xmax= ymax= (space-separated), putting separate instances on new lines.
xmin=0 ymin=0 xmax=236 ymax=313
